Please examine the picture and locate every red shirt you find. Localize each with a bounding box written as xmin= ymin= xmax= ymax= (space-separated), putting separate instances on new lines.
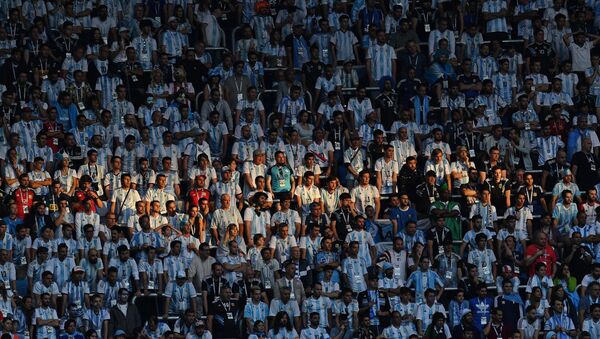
xmin=188 ymin=188 xmax=211 ymax=207
xmin=43 ymin=121 xmax=64 ymax=152
xmin=74 ymin=190 xmax=98 ymax=213
xmin=547 ymin=118 xmax=568 ymax=142
xmin=525 ymin=244 xmax=557 ymax=277
xmin=13 ymin=188 xmax=34 ymax=219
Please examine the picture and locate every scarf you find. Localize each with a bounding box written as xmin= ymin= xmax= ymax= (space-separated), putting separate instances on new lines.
xmin=502 ymin=292 xmax=524 ymax=306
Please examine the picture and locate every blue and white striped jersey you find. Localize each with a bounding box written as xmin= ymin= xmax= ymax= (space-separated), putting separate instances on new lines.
xmin=366 ymin=43 xmax=397 ymax=82
xmin=482 ymin=0 xmax=509 ymax=32
xmin=331 ymin=29 xmax=359 ymax=62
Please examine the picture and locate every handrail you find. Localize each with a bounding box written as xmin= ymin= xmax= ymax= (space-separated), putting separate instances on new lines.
xmin=263 ymin=67 xmax=302 ymax=72
xmin=194 ymin=91 xmax=204 ymax=112
xmin=205 ymin=47 xmax=232 ymax=54
xmin=230 ymin=26 xmax=241 ymax=53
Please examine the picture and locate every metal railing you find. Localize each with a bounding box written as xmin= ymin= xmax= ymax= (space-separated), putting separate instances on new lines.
xmin=194 ymin=91 xmax=205 ymax=113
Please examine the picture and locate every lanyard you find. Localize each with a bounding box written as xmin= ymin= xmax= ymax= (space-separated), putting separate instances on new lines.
xmin=334 ymin=127 xmax=341 ymax=142
xmin=31 ymin=40 xmax=39 ymax=55
xmin=19 ymin=189 xmax=29 ymax=206
xmin=409 ymin=54 xmax=418 ymax=67
xmin=492 ymin=324 xmax=503 ymax=336
xmin=434 ymin=229 xmax=445 ymax=245
xmin=383 ymin=158 xmax=394 ymax=177
xmin=17 ymin=84 xmax=27 ymax=100
xmin=425 ymin=184 xmax=434 ymax=197
xmin=586 ymin=152 xmax=595 ymax=165
xmin=75 ymin=85 xmax=84 ymax=103
xmin=212 ymin=279 xmax=221 ymax=296
xmin=8 ymin=24 xmax=16 ymax=38
xmin=221 ymin=300 xmax=231 ymax=312
xmin=39 ymin=59 xmax=48 ymax=72
xmin=526 ymin=186 xmax=534 ymax=203
xmin=545 ymin=137 xmax=555 ymax=156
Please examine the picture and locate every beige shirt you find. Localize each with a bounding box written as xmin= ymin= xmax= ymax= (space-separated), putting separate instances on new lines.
xmin=188 ymin=255 xmax=216 ymax=291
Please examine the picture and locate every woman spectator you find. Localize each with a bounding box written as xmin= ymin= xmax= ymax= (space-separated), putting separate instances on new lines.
xmin=0 ymin=284 xmax=16 ymax=317
xmin=407 ymin=241 xmax=425 ymax=274
xmin=216 ymin=223 xmax=247 ymax=258
xmin=54 ymin=155 xmax=78 ymax=196
xmin=506 ymin=127 xmax=534 ymax=172
xmin=293 ymin=110 xmax=315 ymax=147
xmin=268 ymin=311 xmax=299 ymax=339
xmin=424 ymin=312 xmax=452 ymax=338
xmin=146 ymin=69 xmax=171 ymax=109
xmin=425 ymin=50 xmax=456 ymax=102
xmin=263 ymin=30 xmax=287 ymax=68
xmin=524 ymin=287 xmax=550 ymax=321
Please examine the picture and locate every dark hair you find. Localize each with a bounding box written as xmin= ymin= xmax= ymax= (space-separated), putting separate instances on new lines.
xmin=273 ymin=311 xmax=293 ymax=333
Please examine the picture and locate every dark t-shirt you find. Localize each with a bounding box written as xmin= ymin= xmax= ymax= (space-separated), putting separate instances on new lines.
xmin=426 ymin=227 xmax=452 ymax=257
xmin=208 ymin=299 xmax=241 ymax=338
xmin=571 ymin=151 xmax=600 ymax=191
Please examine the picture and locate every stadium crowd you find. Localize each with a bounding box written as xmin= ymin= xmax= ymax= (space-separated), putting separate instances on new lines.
xmin=3 ymin=0 xmax=600 ymax=338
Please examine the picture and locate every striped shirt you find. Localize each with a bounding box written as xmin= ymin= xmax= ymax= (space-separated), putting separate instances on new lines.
xmin=347 ymin=97 xmax=374 ymax=127
xmin=72 ymin=0 xmax=93 ymax=27
xmin=84 ymin=308 xmax=110 ymax=337
xmin=358 ymin=122 xmax=384 ymax=147
xmin=586 ymin=66 xmax=600 ymax=95
xmin=163 ymin=255 xmax=186 ymax=281
xmin=535 ymin=136 xmax=564 ymax=166
xmin=61 ymin=57 xmax=88 ymax=84
xmin=552 ymin=202 xmax=578 ymax=233
xmin=302 ymin=296 xmax=332 ymax=328
xmin=242 ymin=62 xmax=265 ymax=88
xmin=460 ymin=32 xmax=484 ymax=60
xmin=35 ymin=307 xmax=59 ymax=338
xmin=317 ymin=102 xmax=344 ymax=122
xmin=556 ymin=72 xmax=579 ymax=98
xmin=512 ymin=110 xmax=539 ymax=145
xmin=244 ymin=301 xmax=269 ymax=324
xmin=278 ymin=96 xmax=307 ymax=127
xmin=551 ymin=27 xmax=572 ymax=62
xmin=514 ymin=2 xmax=538 ymax=40
xmin=331 ymin=29 xmax=359 ymax=61
xmin=197 ymin=12 xmax=222 ymax=47
xmin=161 ymin=30 xmax=185 ymax=59
xmin=342 ymin=257 xmax=368 ymax=292
xmin=250 ymin=16 xmax=274 ymax=52
xmin=48 ymin=257 xmax=75 ymax=290
xmin=310 ymin=32 xmax=334 ymax=64
xmin=366 ymin=43 xmax=397 ymax=82
xmin=526 ymin=73 xmax=549 ymax=87
xmin=428 ymin=29 xmax=456 ymax=56
xmin=290 ymin=36 xmax=310 ymax=68
xmin=472 ymin=55 xmax=498 ymax=80
xmin=503 ymin=52 xmax=524 ymax=75
xmin=61 ymin=281 xmax=90 ymax=307
xmin=482 ymin=0 xmax=508 ymax=32
xmin=345 ymin=230 xmax=376 ymax=264
xmin=492 ymin=71 xmax=517 ymax=103
xmin=132 ymin=36 xmax=157 ymax=71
